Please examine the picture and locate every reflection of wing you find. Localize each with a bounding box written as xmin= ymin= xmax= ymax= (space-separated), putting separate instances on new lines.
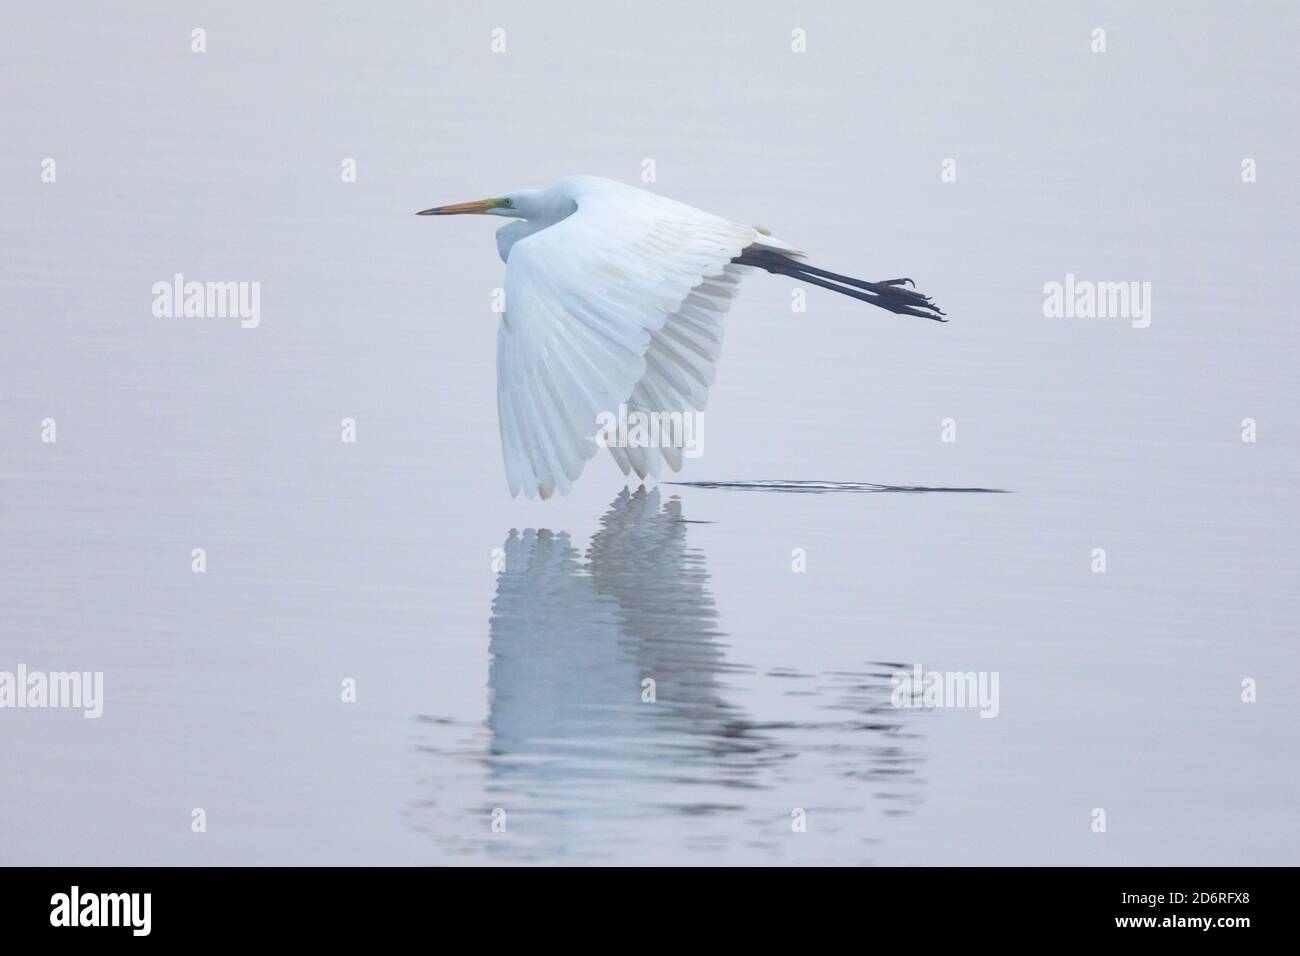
xmin=587 ymin=489 xmax=744 ymax=729
xmin=497 ymin=177 xmax=758 ymax=499
xmin=486 ymin=488 xmax=749 ymax=778
xmin=487 ymin=529 xmax=633 ymax=754
xmin=460 ymin=487 xmax=929 ymax=862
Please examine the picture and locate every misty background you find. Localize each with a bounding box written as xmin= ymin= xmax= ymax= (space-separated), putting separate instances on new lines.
xmin=1 ymin=1 xmax=1297 ymax=864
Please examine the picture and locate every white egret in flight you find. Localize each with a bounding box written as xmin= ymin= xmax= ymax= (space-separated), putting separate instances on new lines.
xmin=419 ymin=176 xmax=944 ymax=499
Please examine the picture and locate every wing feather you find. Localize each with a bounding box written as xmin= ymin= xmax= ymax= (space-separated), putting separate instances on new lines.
xmin=617 ymin=266 xmax=741 ymax=480
xmin=497 ymin=180 xmax=756 ymax=497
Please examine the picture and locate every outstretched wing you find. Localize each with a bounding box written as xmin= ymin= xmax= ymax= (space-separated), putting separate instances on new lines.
xmin=496 ymin=181 xmax=758 ymax=498
xmin=608 ymin=262 xmax=744 ymax=480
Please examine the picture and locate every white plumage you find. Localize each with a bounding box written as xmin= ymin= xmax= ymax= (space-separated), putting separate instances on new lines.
xmin=418 ymin=174 xmax=943 ymax=499
xmin=492 ymin=176 xmax=794 ymax=499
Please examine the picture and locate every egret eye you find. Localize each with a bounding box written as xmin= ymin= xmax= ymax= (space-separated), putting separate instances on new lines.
xmin=501 ymin=198 xmax=513 ymax=207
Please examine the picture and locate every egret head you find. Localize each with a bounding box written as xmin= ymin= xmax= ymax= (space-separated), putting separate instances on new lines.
xmin=417 ymin=191 xmax=532 ymax=218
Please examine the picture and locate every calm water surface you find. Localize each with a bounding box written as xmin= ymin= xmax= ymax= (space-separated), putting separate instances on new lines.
xmin=415 ymin=489 xmax=926 ymax=863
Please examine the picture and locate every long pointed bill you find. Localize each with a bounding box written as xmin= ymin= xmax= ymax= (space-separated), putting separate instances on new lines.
xmin=416 ymin=198 xmax=505 ymax=216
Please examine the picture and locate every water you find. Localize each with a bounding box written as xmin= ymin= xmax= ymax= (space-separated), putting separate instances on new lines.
xmin=420 ymin=488 xmax=927 ymax=863
xmin=2 ymin=1 xmax=1298 ymax=865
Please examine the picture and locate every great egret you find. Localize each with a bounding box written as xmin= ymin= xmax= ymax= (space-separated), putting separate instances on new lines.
xmin=419 ymin=175 xmax=944 ymax=499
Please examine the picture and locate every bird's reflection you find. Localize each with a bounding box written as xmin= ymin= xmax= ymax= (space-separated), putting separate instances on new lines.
xmin=421 ymin=487 xmax=926 ymax=862
xmin=488 ymin=488 xmax=764 ymax=789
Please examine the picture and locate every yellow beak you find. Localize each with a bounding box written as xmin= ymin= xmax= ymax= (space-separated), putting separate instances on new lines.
xmin=416 ymin=198 xmax=503 ymax=216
